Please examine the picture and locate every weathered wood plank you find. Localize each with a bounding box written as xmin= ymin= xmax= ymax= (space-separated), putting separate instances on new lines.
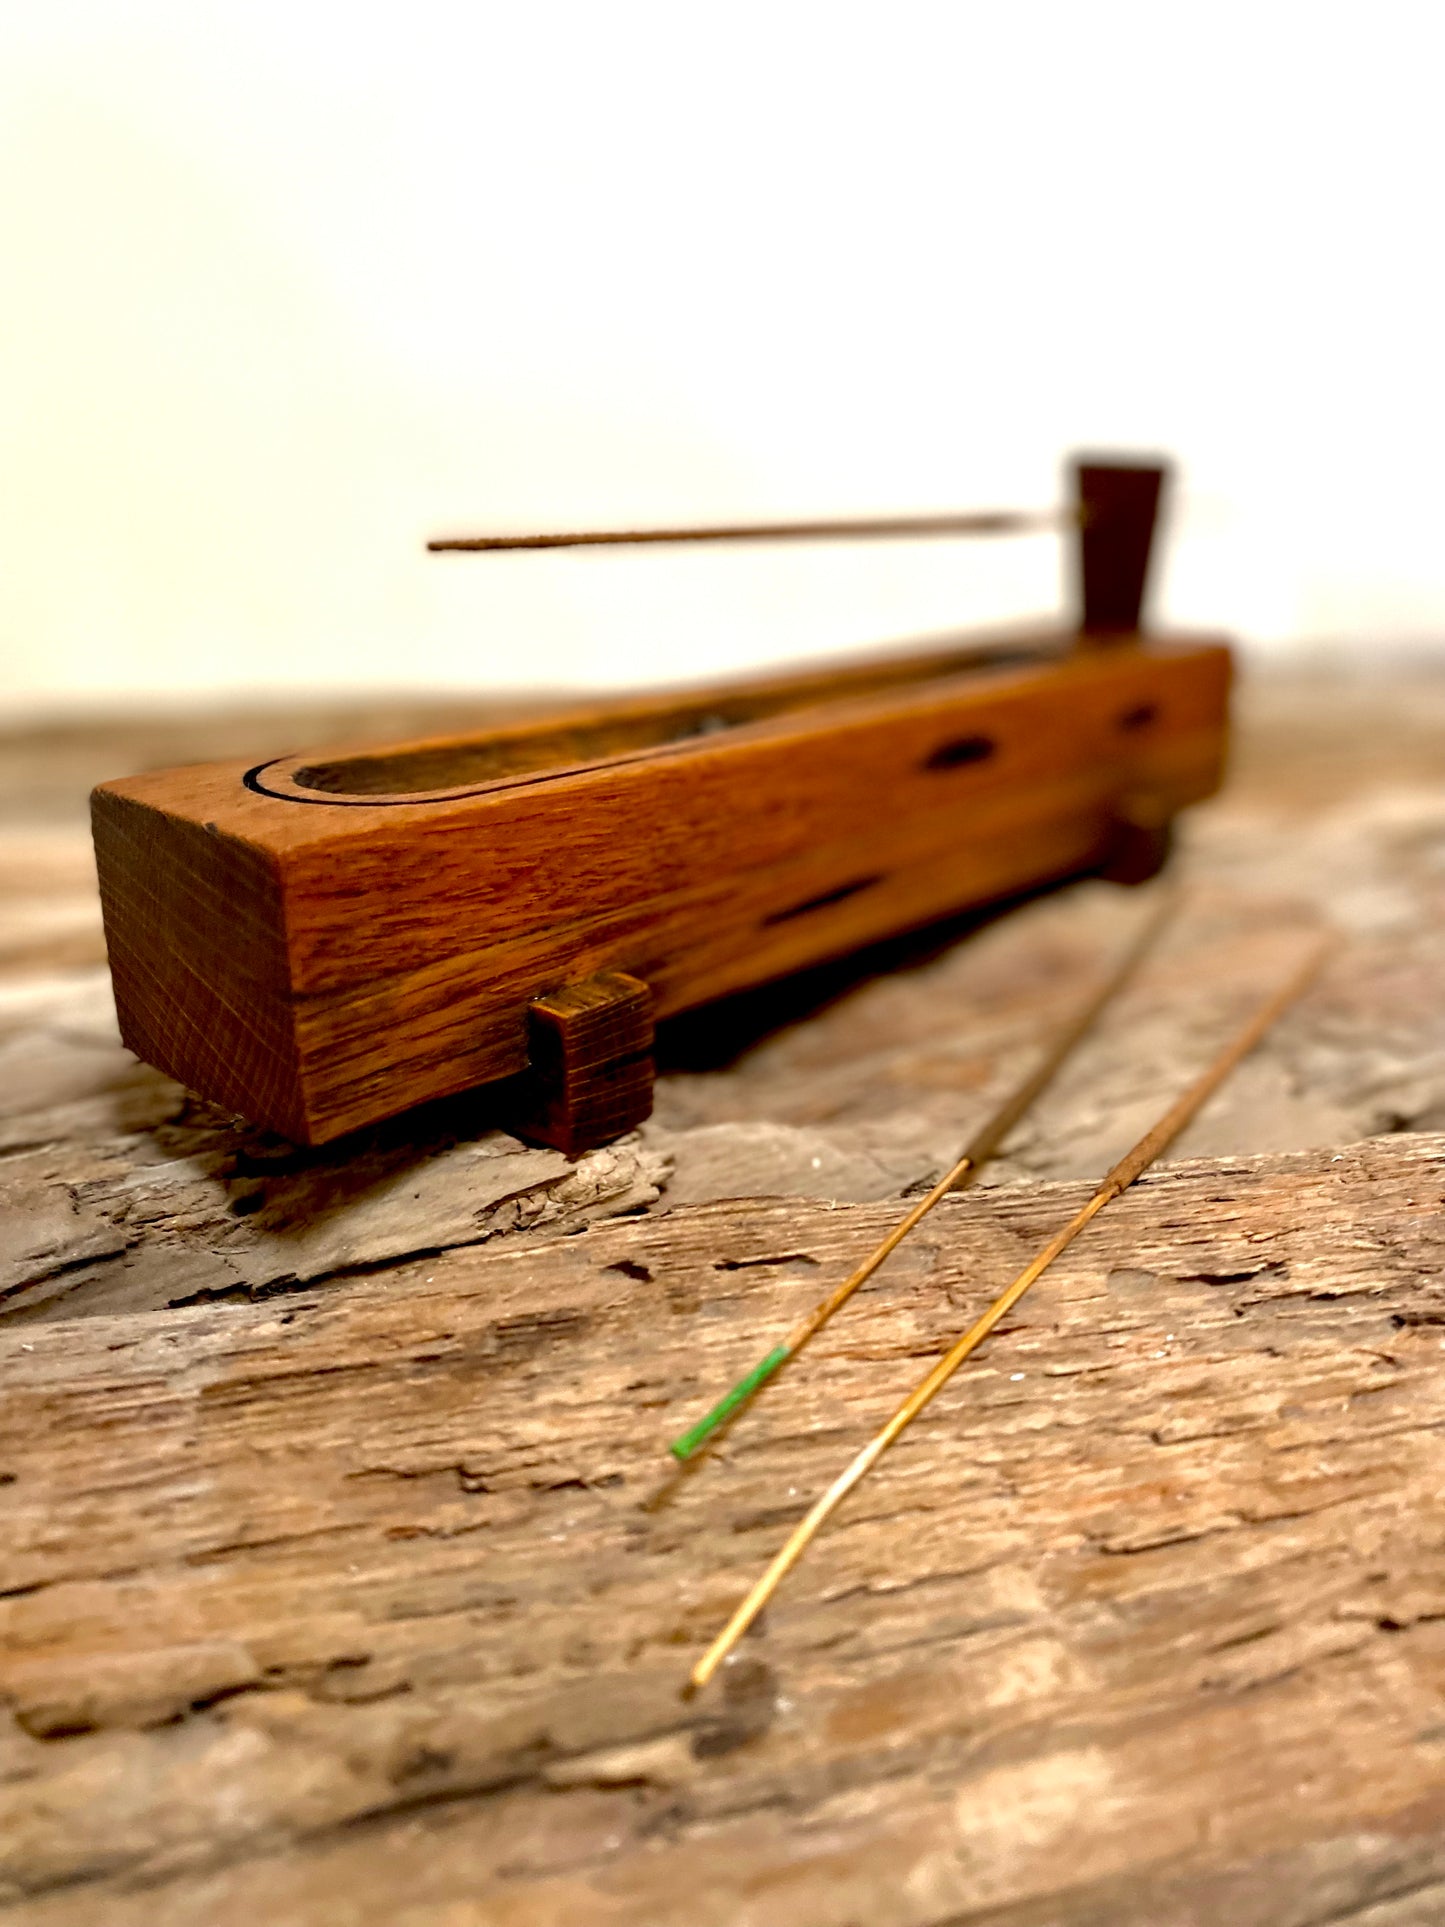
xmin=3 ymin=1137 xmax=1445 ymax=1922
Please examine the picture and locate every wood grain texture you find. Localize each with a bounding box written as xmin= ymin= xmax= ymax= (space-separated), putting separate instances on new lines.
xmin=91 ymin=635 xmax=1231 ymax=1143
xmin=4 ymin=1139 xmax=1445 ymax=1926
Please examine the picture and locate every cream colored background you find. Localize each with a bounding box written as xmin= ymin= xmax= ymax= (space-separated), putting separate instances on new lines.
xmin=3 ymin=2 xmax=1443 ymax=711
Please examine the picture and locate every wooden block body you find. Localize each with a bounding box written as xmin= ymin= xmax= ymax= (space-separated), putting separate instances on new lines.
xmin=91 ymin=631 xmax=1232 ymax=1145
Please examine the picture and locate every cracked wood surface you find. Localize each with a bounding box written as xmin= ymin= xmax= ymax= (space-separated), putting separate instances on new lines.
xmin=4 ymin=670 xmax=1445 ymax=1923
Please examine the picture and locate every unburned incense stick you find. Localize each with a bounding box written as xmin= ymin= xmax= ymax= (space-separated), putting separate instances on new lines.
xmin=685 ymin=935 xmax=1331 ymax=1694
xmin=428 ymin=509 xmax=1065 ymax=553
xmin=668 ymin=892 xmax=1180 ymax=1462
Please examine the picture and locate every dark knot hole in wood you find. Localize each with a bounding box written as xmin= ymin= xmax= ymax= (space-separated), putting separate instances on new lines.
xmin=923 ymin=733 xmax=997 ymax=771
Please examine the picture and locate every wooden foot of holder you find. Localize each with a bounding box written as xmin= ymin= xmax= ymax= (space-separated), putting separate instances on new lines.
xmin=511 ymin=971 xmax=655 ymax=1157
xmin=1100 ymin=794 xmax=1176 ymax=886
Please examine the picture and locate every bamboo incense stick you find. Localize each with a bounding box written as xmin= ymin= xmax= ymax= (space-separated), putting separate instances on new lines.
xmin=668 ymin=892 xmax=1180 ymax=1462
xmin=686 ymin=934 xmax=1331 ymax=1694
xmin=428 ymin=509 xmax=1065 ymax=554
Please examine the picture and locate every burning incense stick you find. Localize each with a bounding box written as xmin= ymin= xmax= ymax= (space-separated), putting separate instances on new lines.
xmin=686 ymin=935 xmax=1331 ymax=1694
xmin=668 ymin=892 xmax=1180 ymax=1462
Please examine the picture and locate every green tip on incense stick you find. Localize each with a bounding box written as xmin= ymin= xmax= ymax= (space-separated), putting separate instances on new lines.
xmin=667 ymin=892 xmax=1183 ymax=1473
xmin=670 ymin=1344 xmax=791 ymax=1460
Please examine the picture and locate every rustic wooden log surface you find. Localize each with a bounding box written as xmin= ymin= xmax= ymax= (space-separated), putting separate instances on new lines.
xmin=4 ymin=668 xmax=1445 ymax=1924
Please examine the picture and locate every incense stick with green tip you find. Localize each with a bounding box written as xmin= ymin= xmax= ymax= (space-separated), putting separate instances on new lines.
xmin=686 ymin=934 xmax=1332 ymax=1695
xmin=667 ymin=890 xmax=1180 ymax=1462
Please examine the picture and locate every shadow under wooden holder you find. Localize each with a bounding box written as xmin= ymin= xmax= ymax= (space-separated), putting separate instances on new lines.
xmin=91 ymin=455 xmax=1232 ymax=1151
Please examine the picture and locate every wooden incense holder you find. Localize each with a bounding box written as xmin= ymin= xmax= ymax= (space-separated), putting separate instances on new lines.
xmin=91 ymin=459 xmax=1232 ymax=1154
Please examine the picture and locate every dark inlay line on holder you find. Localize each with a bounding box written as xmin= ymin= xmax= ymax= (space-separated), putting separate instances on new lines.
xmin=923 ymin=733 xmax=997 ymax=771
xmin=761 ymin=875 xmax=883 ymax=927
